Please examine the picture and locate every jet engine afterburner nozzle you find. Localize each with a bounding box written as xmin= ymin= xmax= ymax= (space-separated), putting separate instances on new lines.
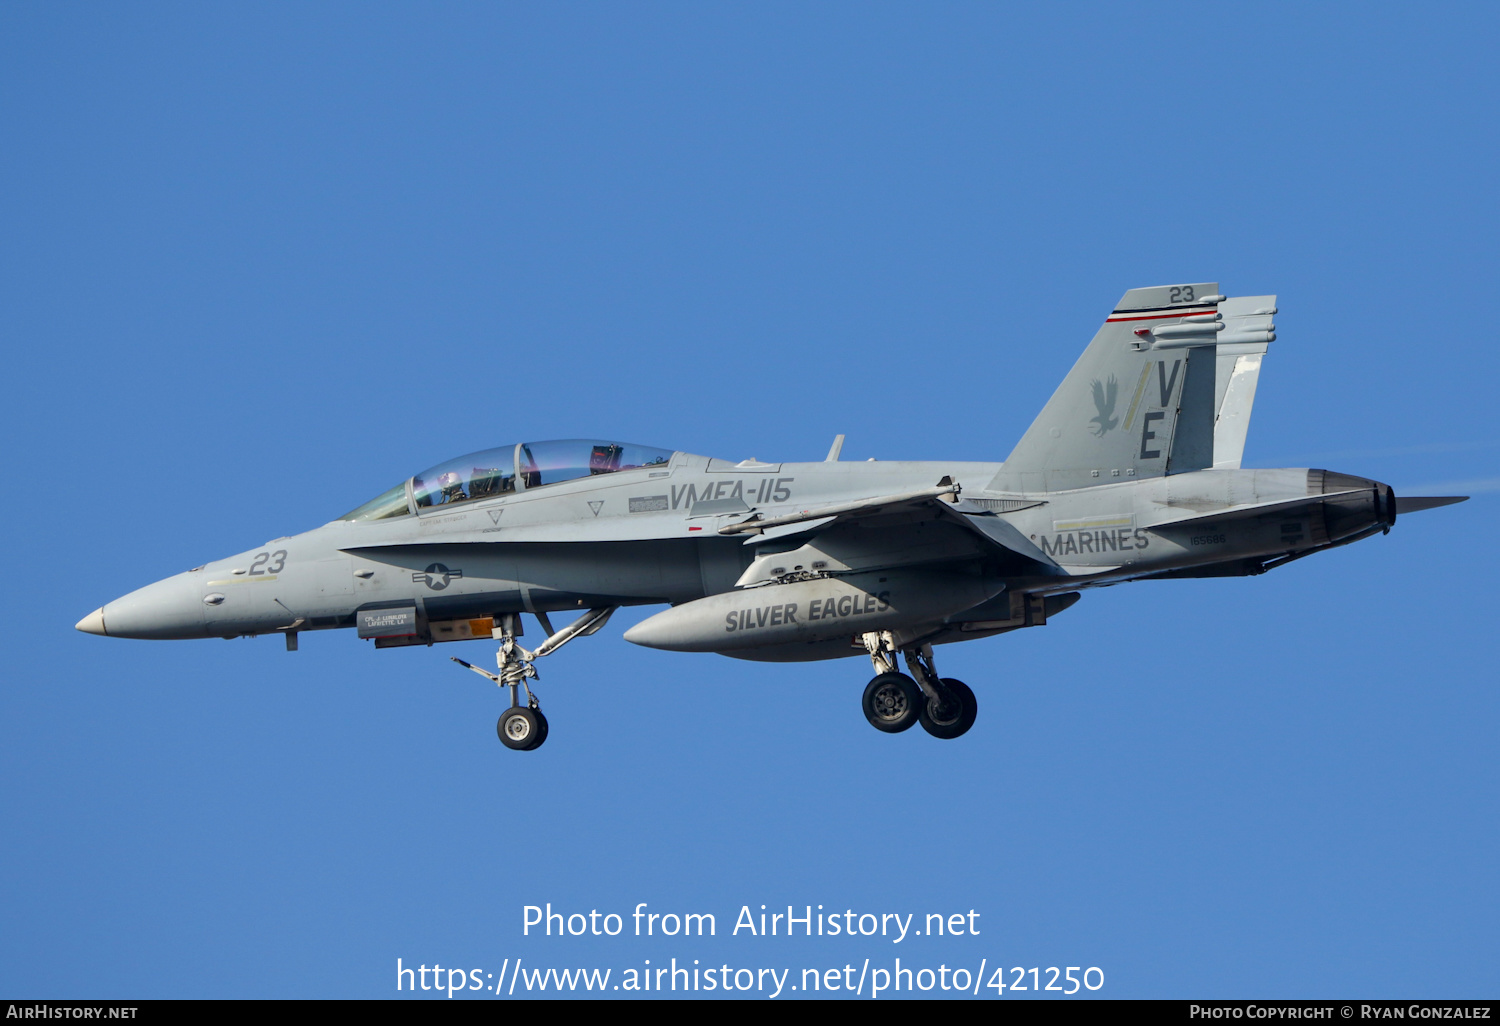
xmin=1310 ymin=469 xmax=1396 ymax=541
xmin=1380 ymin=482 xmax=1397 ymax=528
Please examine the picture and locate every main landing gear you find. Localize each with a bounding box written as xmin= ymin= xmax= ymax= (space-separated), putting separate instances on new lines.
xmin=859 ymin=632 xmax=977 ymax=740
xmin=452 ymin=607 xmax=616 ymax=752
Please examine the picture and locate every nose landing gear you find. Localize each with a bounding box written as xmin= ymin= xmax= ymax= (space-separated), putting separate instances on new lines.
xmin=859 ymin=632 xmax=978 ymax=740
xmin=453 ymin=606 xmax=616 ymax=751
xmin=498 ymin=705 xmax=548 ymax=751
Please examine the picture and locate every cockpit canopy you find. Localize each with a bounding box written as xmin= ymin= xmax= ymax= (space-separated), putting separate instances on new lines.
xmin=339 ymin=439 xmax=674 ymax=521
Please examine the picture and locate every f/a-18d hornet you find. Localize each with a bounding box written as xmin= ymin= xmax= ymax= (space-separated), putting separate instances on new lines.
xmin=77 ymin=283 xmax=1466 ymax=750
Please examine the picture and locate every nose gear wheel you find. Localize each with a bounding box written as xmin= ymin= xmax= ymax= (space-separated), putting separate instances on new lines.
xmin=451 ymin=607 xmax=615 ymax=752
xmin=497 ymin=706 xmax=549 ymax=751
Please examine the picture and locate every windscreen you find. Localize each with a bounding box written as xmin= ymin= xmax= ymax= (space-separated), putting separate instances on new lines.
xmin=338 ymin=483 xmax=410 ymax=521
xmin=412 ymin=446 xmax=518 ymax=509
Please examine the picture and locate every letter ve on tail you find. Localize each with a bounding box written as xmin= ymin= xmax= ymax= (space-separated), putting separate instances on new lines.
xmin=995 ymin=282 xmax=1237 ymax=491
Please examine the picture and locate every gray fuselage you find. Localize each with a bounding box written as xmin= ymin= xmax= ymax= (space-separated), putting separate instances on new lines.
xmin=85 ymin=450 xmax=1392 ymax=658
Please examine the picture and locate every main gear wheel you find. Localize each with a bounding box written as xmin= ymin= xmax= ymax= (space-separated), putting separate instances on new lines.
xmin=862 ymin=673 xmax=922 ymax=733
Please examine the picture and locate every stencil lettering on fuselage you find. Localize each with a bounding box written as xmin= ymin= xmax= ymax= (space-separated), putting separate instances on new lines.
xmin=1039 ymin=529 xmax=1150 ymax=558
xmin=668 ymin=477 xmax=793 ymax=511
xmin=723 ymin=590 xmax=891 ymax=633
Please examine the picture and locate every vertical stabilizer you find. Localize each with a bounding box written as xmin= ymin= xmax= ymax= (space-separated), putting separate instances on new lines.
xmin=1210 ymin=295 xmax=1276 ymax=470
xmin=994 ymin=283 xmax=1227 ymax=491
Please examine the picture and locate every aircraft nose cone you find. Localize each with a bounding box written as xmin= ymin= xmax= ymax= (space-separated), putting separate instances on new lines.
xmin=75 ymin=608 xmax=107 ymax=636
xmin=94 ymin=572 xmax=208 ymax=640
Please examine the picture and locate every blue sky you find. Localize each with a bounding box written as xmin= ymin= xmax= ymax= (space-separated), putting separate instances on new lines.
xmin=2 ymin=2 xmax=1496 ymax=999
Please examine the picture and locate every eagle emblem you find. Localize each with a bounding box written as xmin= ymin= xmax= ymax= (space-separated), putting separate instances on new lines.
xmin=1089 ymin=375 xmax=1119 ymax=437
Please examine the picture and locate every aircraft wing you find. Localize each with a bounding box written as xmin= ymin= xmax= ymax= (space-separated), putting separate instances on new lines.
xmin=717 ymin=482 xmax=962 ymax=537
xmin=721 ymin=479 xmax=1063 ymax=573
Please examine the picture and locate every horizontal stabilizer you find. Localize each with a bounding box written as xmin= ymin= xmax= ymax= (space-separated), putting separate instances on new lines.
xmin=1395 ymin=495 xmax=1468 ymax=514
xmin=953 ymin=511 xmax=1060 ymax=568
xmin=1149 ymin=490 xmax=1366 ymax=530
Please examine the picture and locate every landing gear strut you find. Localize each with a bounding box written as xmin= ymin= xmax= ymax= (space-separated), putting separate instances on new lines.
xmin=859 ymin=632 xmax=978 ymax=740
xmin=452 ymin=606 xmax=616 ymax=751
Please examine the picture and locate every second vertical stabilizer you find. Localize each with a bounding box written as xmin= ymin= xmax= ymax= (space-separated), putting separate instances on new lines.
xmin=1209 ymin=295 xmax=1276 ymax=470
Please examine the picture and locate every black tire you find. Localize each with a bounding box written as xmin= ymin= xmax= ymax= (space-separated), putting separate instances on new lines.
xmin=497 ymin=706 xmax=541 ymax=750
xmin=919 ymin=678 xmax=977 ymax=740
xmin=862 ymin=673 xmax=922 ymax=733
xmin=524 ymin=710 xmax=549 ymax=751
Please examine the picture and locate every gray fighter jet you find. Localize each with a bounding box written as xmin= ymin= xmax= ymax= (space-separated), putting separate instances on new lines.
xmin=77 ymin=283 xmax=1466 ymax=750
